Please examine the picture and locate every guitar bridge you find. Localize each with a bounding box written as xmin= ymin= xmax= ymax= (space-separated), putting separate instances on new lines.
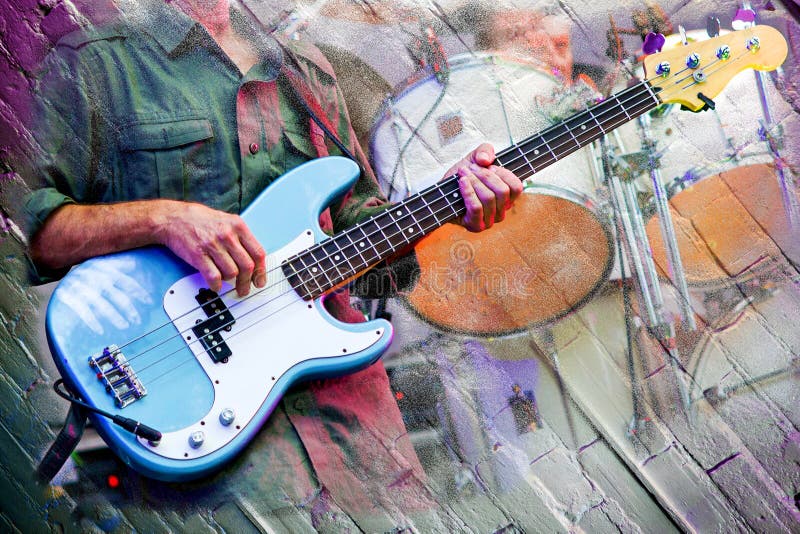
xmin=88 ymin=345 xmax=147 ymax=408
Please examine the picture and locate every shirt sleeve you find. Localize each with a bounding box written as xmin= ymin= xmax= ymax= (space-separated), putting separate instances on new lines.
xmin=22 ymin=39 xmax=112 ymax=283
xmin=23 ymin=44 xmax=99 ymax=239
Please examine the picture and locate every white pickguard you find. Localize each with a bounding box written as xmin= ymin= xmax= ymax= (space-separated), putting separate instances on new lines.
xmin=140 ymin=230 xmax=386 ymax=460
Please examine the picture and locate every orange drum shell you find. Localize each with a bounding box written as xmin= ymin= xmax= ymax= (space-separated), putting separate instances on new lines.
xmin=406 ymin=190 xmax=613 ymax=336
xmin=646 ymin=163 xmax=800 ymax=286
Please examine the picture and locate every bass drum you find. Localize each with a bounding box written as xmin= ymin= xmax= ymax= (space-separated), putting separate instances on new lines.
xmin=406 ymin=184 xmax=614 ymax=336
xmin=645 ymin=163 xmax=800 ymax=289
xmin=369 ymin=52 xmax=601 ymax=202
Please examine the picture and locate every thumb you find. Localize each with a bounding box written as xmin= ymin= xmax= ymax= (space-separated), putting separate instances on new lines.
xmin=472 ymin=143 xmax=496 ymax=167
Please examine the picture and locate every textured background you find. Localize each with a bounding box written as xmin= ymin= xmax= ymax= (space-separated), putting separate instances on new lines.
xmin=1 ymin=0 xmax=799 ymax=532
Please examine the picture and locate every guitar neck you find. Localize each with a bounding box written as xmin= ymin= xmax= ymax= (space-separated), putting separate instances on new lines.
xmin=285 ymin=80 xmax=661 ymax=299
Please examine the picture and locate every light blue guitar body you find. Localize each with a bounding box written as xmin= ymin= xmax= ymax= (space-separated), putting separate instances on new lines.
xmin=46 ymin=157 xmax=393 ymax=481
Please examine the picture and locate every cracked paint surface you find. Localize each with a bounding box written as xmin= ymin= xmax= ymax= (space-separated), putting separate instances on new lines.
xmin=1 ymin=0 xmax=799 ymax=532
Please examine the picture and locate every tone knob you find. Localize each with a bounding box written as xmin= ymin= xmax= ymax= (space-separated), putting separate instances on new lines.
xmin=686 ymin=53 xmax=700 ymax=69
xmin=188 ymin=430 xmax=205 ymax=449
xmin=219 ymin=408 xmax=236 ymax=426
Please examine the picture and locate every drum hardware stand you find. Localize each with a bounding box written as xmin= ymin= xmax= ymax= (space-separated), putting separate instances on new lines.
xmin=599 ymin=136 xmax=694 ymax=425
xmin=738 ymin=2 xmax=800 ymax=229
xmin=529 ymin=328 xmax=580 ymax=449
xmin=636 ymin=113 xmax=697 ymax=332
xmin=702 ymin=356 xmax=800 ymax=405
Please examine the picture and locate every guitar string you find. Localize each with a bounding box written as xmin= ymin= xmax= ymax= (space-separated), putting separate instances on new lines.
xmin=114 ymin=48 xmax=749 ymax=380
xmin=498 ymin=55 xmax=726 ymax=174
xmin=121 ymin=82 xmax=660 ymax=372
xmin=133 ymin=66 xmax=722 ymax=386
xmin=120 ymin=52 xmax=741 ymax=381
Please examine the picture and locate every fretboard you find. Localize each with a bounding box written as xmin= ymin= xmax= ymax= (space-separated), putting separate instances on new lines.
xmin=283 ymin=80 xmax=661 ymax=300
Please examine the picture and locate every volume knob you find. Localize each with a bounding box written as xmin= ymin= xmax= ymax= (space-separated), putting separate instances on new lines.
xmin=219 ymin=408 xmax=236 ymax=426
xmin=188 ymin=430 xmax=205 ymax=449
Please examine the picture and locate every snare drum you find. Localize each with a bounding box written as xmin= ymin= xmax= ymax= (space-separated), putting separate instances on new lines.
xmin=369 ymin=52 xmax=601 ymax=202
xmin=406 ymin=184 xmax=614 ymax=336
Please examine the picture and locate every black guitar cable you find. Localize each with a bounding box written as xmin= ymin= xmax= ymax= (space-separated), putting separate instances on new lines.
xmin=53 ymin=379 xmax=162 ymax=443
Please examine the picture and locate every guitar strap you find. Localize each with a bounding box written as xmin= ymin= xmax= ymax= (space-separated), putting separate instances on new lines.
xmin=36 ymin=396 xmax=87 ymax=483
xmin=279 ymin=60 xmax=365 ymax=175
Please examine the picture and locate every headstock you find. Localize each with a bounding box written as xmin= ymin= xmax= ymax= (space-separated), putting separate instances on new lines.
xmin=643 ymin=25 xmax=787 ymax=111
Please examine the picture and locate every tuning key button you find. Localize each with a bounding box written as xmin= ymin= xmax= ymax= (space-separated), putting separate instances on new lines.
xmin=747 ymin=36 xmax=760 ymax=52
xmin=716 ymin=45 xmax=731 ymax=60
xmin=219 ymin=408 xmax=236 ymax=427
xmin=655 ymin=61 xmax=671 ymax=77
xmin=188 ymin=430 xmax=205 ymax=449
xmin=686 ymin=53 xmax=701 ymax=69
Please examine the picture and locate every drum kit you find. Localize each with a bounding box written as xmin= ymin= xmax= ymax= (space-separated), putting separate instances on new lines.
xmin=366 ymin=7 xmax=799 ymax=433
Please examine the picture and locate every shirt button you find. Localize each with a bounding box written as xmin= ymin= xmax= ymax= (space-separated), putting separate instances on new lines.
xmin=249 ymin=142 xmax=260 ymax=155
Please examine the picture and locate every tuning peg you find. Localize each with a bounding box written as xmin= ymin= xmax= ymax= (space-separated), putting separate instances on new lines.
xmin=732 ymin=8 xmax=756 ymax=30
xmin=642 ymin=32 xmax=666 ymax=55
xmin=678 ymin=25 xmax=688 ymax=46
xmin=706 ymin=16 xmax=721 ymax=37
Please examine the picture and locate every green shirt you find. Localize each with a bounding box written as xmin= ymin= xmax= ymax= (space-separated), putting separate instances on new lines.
xmin=24 ymin=2 xmax=388 ymax=244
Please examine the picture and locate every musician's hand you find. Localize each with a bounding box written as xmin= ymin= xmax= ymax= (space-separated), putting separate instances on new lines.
xmin=155 ymin=202 xmax=267 ymax=297
xmin=444 ymin=143 xmax=524 ymax=232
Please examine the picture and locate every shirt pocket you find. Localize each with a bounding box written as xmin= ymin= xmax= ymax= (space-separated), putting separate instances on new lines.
xmin=118 ymin=118 xmax=215 ymax=201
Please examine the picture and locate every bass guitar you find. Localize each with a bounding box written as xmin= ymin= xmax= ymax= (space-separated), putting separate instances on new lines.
xmin=45 ymin=26 xmax=787 ymax=480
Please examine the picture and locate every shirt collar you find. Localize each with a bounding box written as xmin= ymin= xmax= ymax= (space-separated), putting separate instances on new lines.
xmin=122 ymin=0 xmax=198 ymax=55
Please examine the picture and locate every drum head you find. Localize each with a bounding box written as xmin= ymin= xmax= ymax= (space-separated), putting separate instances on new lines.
xmin=646 ymin=163 xmax=800 ymax=287
xmin=406 ymin=187 xmax=613 ymax=336
xmin=370 ymin=53 xmax=577 ymax=201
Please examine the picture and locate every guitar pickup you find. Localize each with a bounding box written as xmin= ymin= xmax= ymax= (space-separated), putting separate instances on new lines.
xmin=88 ymin=345 xmax=147 ymax=408
xmin=193 ymin=289 xmax=235 ymax=363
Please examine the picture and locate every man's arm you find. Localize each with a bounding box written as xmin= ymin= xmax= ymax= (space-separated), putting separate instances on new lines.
xmin=30 ymin=200 xmax=267 ymax=297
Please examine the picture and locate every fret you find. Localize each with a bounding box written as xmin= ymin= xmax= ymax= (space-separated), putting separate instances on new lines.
xmin=566 ymin=113 xmax=598 ymax=145
xmin=417 ymin=193 xmax=442 ymax=228
xmin=306 ymin=247 xmax=335 ymax=288
xmin=282 ymin=258 xmax=311 ymax=300
xmin=331 ymin=236 xmax=358 ymax=276
xmin=516 ymin=144 xmax=535 ymax=175
xmin=355 ymin=220 xmax=388 ymax=262
xmin=643 ymin=81 xmax=661 ymax=106
xmin=394 ymin=205 xmax=425 ymax=243
xmin=613 ymin=92 xmax=633 ymax=121
xmin=563 ymin=122 xmax=581 ymax=150
xmin=341 ymin=231 xmax=369 ymax=271
xmin=542 ymin=137 xmax=558 ymax=162
xmin=374 ymin=211 xmax=401 ymax=252
xmin=295 ymin=254 xmax=324 ymax=296
xmin=536 ymin=130 xmax=560 ymax=168
xmin=388 ymin=209 xmax=414 ymax=245
xmin=441 ymin=183 xmax=463 ymax=219
xmin=587 ymin=107 xmax=606 ymax=135
xmin=320 ymin=239 xmax=349 ymax=282
xmin=418 ymin=184 xmax=456 ymax=226
xmin=494 ymin=151 xmax=513 ymax=169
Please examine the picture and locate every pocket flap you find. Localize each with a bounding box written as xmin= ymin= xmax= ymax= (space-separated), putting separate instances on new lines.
xmin=120 ymin=118 xmax=213 ymax=151
xmin=283 ymin=120 xmax=318 ymax=158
